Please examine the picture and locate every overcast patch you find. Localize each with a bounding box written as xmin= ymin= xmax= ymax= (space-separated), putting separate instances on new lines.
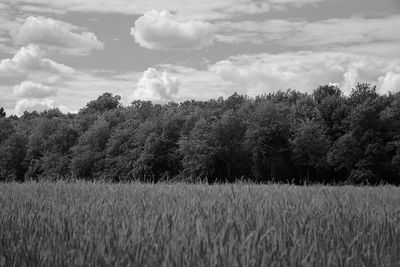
xmin=131 ymin=10 xmax=214 ymax=50
xmin=10 ymin=16 xmax=104 ymax=55
xmin=130 ymin=67 xmax=180 ymax=103
xmin=13 ymin=80 xmax=57 ymax=98
xmin=0 ymin=0 xmax=326 ymax=20
xmin=216 ymin=15 xmax=400 ymax=58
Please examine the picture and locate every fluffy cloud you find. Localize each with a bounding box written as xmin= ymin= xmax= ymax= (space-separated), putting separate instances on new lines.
xmin=0 ymin=44 xmax=73 ymax=76
xmin=13 ymin=80 xmax=57 ymax=98
xmin=378 ymin=72 xmax=400 ymax=94
xmin=131 ymin=10 xmax=214 ymax=50
xmin=131 ymin=67 xmax=180 ymax=102
xmin=14 ymin=98 xmax=55 ymax=115
xmin=10 ymin=16 xmax=104 ymax=55
xmin=159 ymin=64 xmax=238 ymax=100
xmin=210 ymin=51 xmax=400 ymax=95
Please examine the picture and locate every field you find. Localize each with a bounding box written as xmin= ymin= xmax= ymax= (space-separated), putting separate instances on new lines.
xmin=0 ymin=182 xmax=399 ymax=266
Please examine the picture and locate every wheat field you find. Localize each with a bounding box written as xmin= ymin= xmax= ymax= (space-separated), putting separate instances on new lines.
xmin=0 ymin=182 xmax=399 ymax=266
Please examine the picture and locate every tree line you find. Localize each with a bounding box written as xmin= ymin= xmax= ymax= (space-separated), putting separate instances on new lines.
xmin=1 ymin=83 xmax=400 ymax=184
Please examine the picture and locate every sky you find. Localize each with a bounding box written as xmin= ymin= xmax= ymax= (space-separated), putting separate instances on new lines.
xmin=0 ymin=0 xmax=399 ymax=115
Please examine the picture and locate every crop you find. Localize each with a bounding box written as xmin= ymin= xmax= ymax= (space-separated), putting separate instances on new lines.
xmin=0 ymin=181 xmax=399 ymax=266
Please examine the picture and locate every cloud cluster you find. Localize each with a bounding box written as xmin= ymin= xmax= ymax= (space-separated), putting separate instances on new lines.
xmin=131 ymin=67 xmax=180 ymax=103
xmin=379 ymin=71 xmax=400 ymax=93
xmin=14 ymin=98 xmax=55 ymax=116
xmin=11 ymin=16 xmax=104 ymax=55
xmin=210 ymin=51 xmax=400 ymax=95
xmin=12 ymin=79 xmax=60 ymax=115
xmin=13 ymin=80 xmax=57 ymax=98
xmin=0 ymin=44 xmax=73 ymax=76
xmin=131 ymin=10 xmax=214 ymax=50
xmin=0 ymin=44 xmax=73 ymax=115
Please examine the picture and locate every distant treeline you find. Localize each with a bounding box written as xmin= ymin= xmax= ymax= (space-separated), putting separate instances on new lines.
xmin=1 ymin=83 xmax=400 ymax=184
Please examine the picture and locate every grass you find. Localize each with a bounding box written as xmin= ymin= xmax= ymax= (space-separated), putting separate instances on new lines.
xmin=0 ymin=181 xmax=399 ymax=266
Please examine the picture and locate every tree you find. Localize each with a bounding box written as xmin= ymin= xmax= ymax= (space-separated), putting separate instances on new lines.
xmin=24 ymin=118 xmax=78 ymax=180
xmin=179 ymin=109 xmax=251 ymax=181
xmin=291 ymin=119 xmax=331 ymax=181
xmin=82 ymin=93 xmax=121 ymax=114
xmin=380 ymin=94 xmax=400 ymax=183
xmin=224 ymin=93 xmax=246 ymax=111
xmin=133 ymin=132 xmax=172 ymax=181
xmin=25 ymin=118 xmax=59 ymax=179
xmin=71 ymin=117 xmax=111 ymax=179
xmin=264 ymin=89 xmax=305 ymax=105
xmin=317 ymin=95 xmax=349 ymax=140
xmin=245 ymin=101 xmax=293 ymax=181
xmin=0 ymin=118 xmax=15 ymax=144
xmin=293 ymin=96 xmax=321 ymax=122
xmin=313 ymin=85 xmax=342 ymax=104
xmin=327 ymin=133 xmax=363 ymax=179
xmin=178 ymin=118 xmax=221 ymax=181
xmin=348 ymin=83 xmax=377 ymax=106
xmin=211 ymin=109 xmax=250 ymax=180
xmin=0 ymin=134 xmax=27 ymax=181
xmin=0 ymin=107 xmax=5 ymax=118
xmin=1 ymin=86 xmax=400 ymax=184
xmin=76 ymin=93 xmax=122 ymax=133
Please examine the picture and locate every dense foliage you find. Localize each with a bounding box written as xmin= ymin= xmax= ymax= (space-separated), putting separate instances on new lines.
xmin=1 ymin=83 xmax=400 ymax=184
xmin=1 ymin=182 xmax=399 ymax=266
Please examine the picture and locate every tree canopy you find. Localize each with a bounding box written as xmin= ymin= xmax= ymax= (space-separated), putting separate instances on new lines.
xmin=1 ymin=84 xmax=400 ymax=184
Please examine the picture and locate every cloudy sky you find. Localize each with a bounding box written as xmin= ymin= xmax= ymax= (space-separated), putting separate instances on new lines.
xmin=0 ymin=0 xmax=399 ymax=115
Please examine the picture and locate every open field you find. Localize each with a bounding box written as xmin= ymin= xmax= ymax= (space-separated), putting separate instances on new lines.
xmin=0 ymin=182 xmax=399 ymax=266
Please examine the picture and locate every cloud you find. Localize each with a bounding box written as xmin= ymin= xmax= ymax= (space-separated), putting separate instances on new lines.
xmin=160 ymin=64 xmax=238 ymax=100
xmin=10 ymin=16 xmax=104 ymax=55
xmin=209 ymin=51 xmax=400 ymax=95
xmin=284 ymin=16 xmax=400 ymax=53
xmin=131 ymin=10 xmax=214 ymax=50
xmin=13 ymin=80 xmax=57 ymax=98
xmin=378 ymin=71 xmax=400 ymax=94
xmin=223 ymin=2 xmax=272 ymax=15
xmin=216 ymin=15 xmax=400 ymax=57
xmin=0 ymin=44 xmax=74 ymax=77
xmin=18 ymin=5 xmax=67 ymax=15
xmin=14 ymin=98 xmax=55 ymax=115
xmin=131 ymin=67 xmax=180 ymax=102
xmin=0 ymin=0 xmax=325 ymax=20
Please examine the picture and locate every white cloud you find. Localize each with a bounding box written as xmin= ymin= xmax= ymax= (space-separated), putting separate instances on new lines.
xmin=10 ymin=16 xmax=104 ymax=55
xmin=14 ymin=98 xmax=55 ymax=115
xmin=19 ymin=5 xmax=67 ymax=15
xmin=216 ymin=15 xmax=400 ymax=58
xmin=283 ymin=16 xmax=400 ymax=55
xmin=160 ymin=64 xmax=238 ymax=100
xmin=13 ymin=80 xmax=57 ymax=98
xmin=48 ymin=67 xmax=231 ymax=112
xmin=342 ymin=68 xmax=359 ymax=92
xmin=0 ymin=44 xmax=73 ymax=76
xmin=378 ymin=71 xmax=400 ymax=94
xmin=131 ymin=10 xmax=214 ymax=50
xmin=131 ymin=67 xmax=180 ymax=103
xmin=210 ymin=51 xmax=400 ymax=95
xmin=223 ymin=2 xmax=271 ymax=14
xmin=0 ymin=0 xmax=324 ymax=20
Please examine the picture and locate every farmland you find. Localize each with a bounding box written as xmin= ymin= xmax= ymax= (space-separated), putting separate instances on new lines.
xmin=1 ymin=182 xmax=399 ymax=266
